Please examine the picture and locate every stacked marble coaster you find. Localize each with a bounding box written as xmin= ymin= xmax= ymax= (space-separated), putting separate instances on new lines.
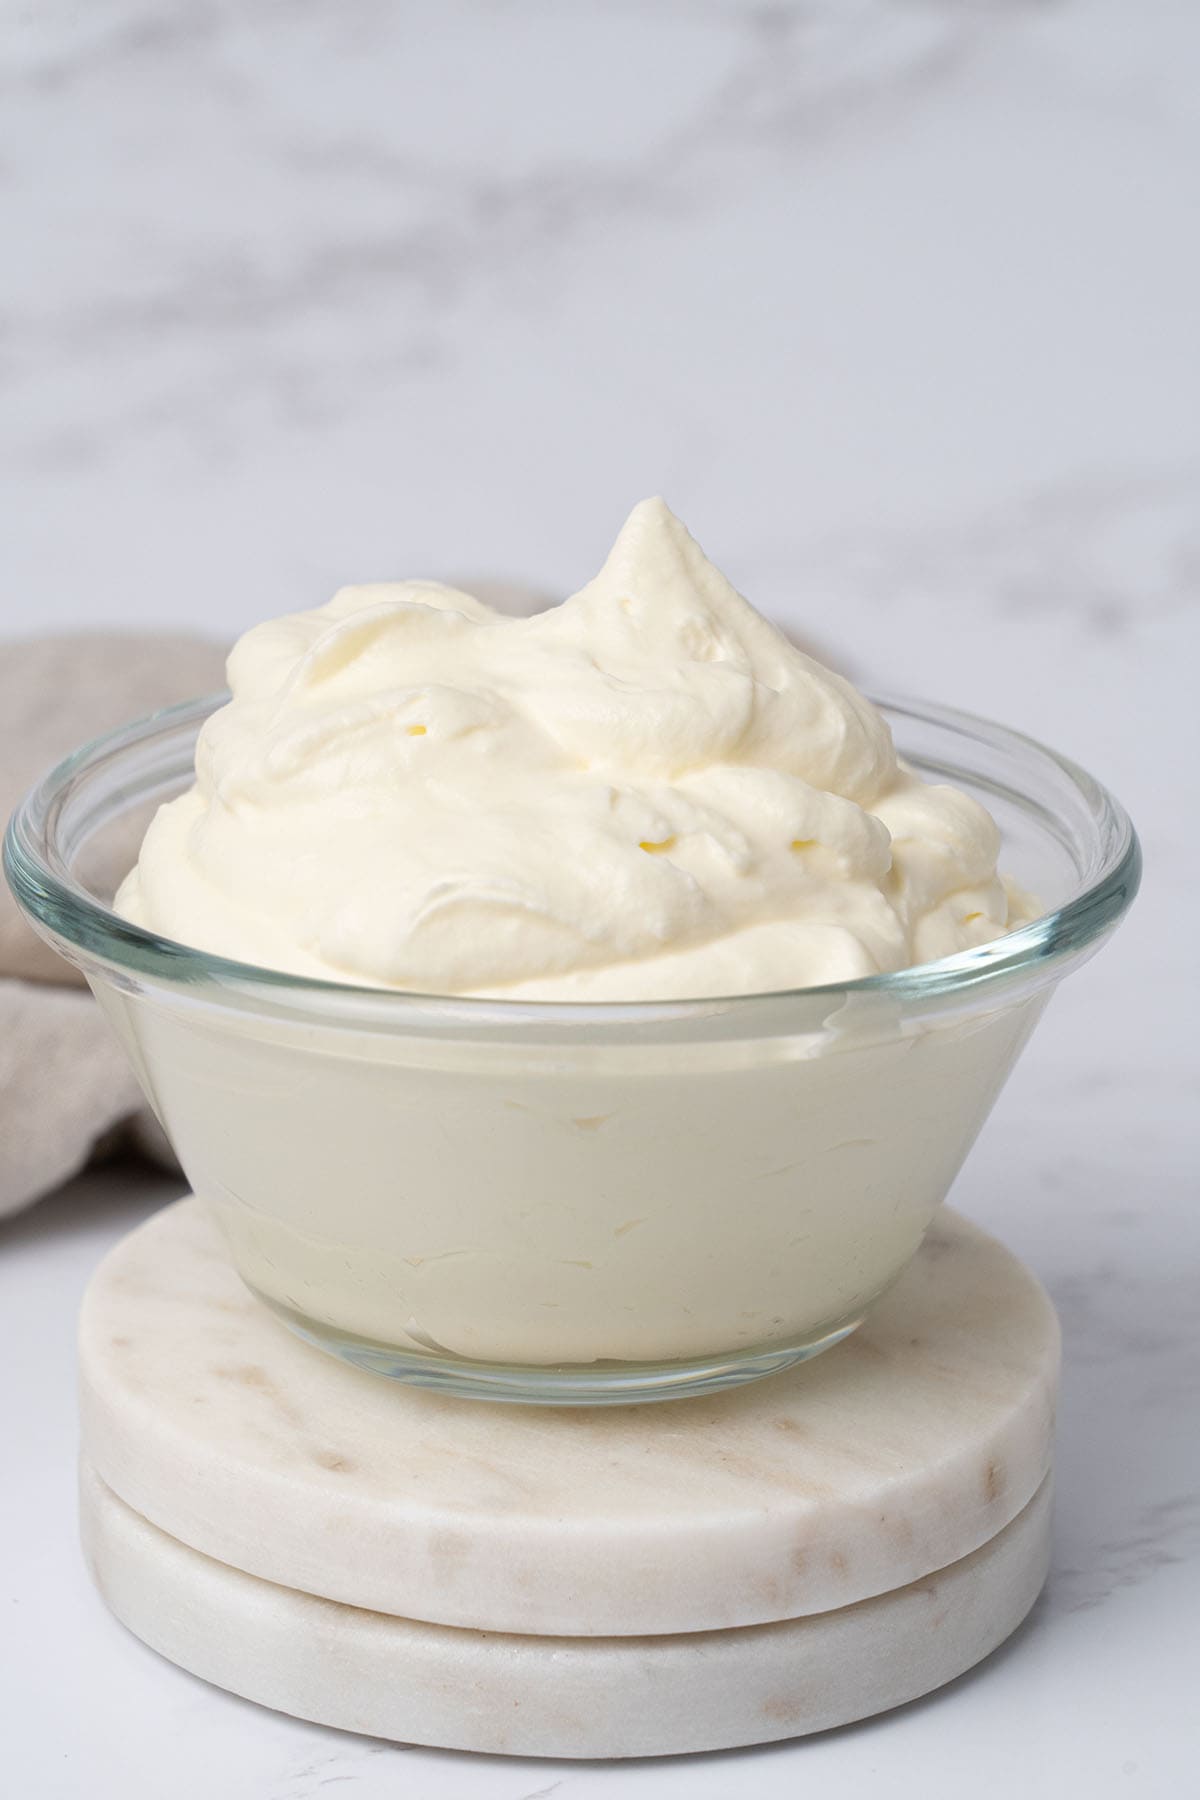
xmin=78 ymin=1202 xmax=1058 ymax=1759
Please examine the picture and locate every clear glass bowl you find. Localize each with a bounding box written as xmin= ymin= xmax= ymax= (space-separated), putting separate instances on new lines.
xmin=5 ymin=692 xmax=1139 ymax=1404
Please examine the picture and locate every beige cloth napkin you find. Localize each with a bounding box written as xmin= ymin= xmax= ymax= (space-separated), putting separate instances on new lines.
xmin=1 ymin=633 xmax=228 ymax=1218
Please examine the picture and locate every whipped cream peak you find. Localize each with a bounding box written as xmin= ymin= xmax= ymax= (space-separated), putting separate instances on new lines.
xmin=118 ymin=500 xmax=1031 ymax=999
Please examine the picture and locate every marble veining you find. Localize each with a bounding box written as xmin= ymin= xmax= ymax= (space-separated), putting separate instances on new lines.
xmin=2 ymin=0 xmax=1060 ymax=423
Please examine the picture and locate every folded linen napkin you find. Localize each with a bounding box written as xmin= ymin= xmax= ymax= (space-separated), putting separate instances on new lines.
xmin=0 ymin=633 xmax=228 ymax=1219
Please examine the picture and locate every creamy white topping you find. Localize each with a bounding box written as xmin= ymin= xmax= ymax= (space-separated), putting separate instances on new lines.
xmin=117 ymin=499 xmax=1031 ymax=999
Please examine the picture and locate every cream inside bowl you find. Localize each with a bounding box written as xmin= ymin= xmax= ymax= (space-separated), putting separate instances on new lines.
xmin=4 ymin=506 xmax=1139 ymax=1402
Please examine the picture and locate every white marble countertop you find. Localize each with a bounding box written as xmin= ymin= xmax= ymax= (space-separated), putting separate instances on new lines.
xmin=2 ymin=1 xmax=1197 ymax=1794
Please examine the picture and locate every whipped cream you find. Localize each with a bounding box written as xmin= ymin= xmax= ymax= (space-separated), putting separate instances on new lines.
xmin=117 ymin=500 xmax=1030 ymax=999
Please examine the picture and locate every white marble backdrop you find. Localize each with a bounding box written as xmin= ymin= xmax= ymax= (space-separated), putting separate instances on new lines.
xmin=2 ymin=3 xmax=1198 ymax=1795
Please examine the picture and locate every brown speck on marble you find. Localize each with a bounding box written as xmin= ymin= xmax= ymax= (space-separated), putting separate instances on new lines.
xmin=210 ymin=1363 xmax=303 ymax=1426
xmin=830 ymin=1551 xmax=848 ymax=1574
xmin=216 ymin=1363 xmax=269 ymax=1389
xmin=313 ymin=1450 xmax=355 ymax=1474
xmin=428 ymin=1528 xmax=471 ymax=1581
xmin=984 ymin=1459 xmax=1005 ymax=1504
xmin=110 ymin=1336 xmax=131 ymax=1349
xmin=756 ymin=1574 xmax=782 ymax=1608
xmin=571 ymin=1114 xmax=612 ymax=1132
xmin=760 ymin=1693 xmax=804 ymax=1725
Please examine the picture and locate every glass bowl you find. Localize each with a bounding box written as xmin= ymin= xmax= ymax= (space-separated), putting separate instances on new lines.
xmin=5 ymin=693 xmax=1139 ymax=1404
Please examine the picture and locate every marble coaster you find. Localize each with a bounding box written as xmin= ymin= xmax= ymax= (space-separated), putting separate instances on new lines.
xmin=80 ymin=1200 xmax=1059 ymax=1638
xmin=81 ymin=1463 xmax=1053 ymax=1759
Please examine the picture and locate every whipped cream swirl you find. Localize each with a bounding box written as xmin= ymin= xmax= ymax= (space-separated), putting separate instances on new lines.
xmin=117 ymin=500 xmax=1030 ymax=999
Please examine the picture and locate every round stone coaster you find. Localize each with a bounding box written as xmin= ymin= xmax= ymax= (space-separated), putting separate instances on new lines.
xmin=80 ymin=1199 xmax=1059 ymax=1638
xmin=81 ymin=1462 xmax=1053 ymax=1760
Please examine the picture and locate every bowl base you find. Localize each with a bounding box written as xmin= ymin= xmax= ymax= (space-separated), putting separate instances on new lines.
xmin=246 ymin=1285 xmax=867 ymax=1404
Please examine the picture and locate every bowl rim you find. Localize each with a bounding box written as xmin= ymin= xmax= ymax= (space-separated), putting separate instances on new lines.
xmin=4 ymin=687 xmax=1141 ymax=1025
